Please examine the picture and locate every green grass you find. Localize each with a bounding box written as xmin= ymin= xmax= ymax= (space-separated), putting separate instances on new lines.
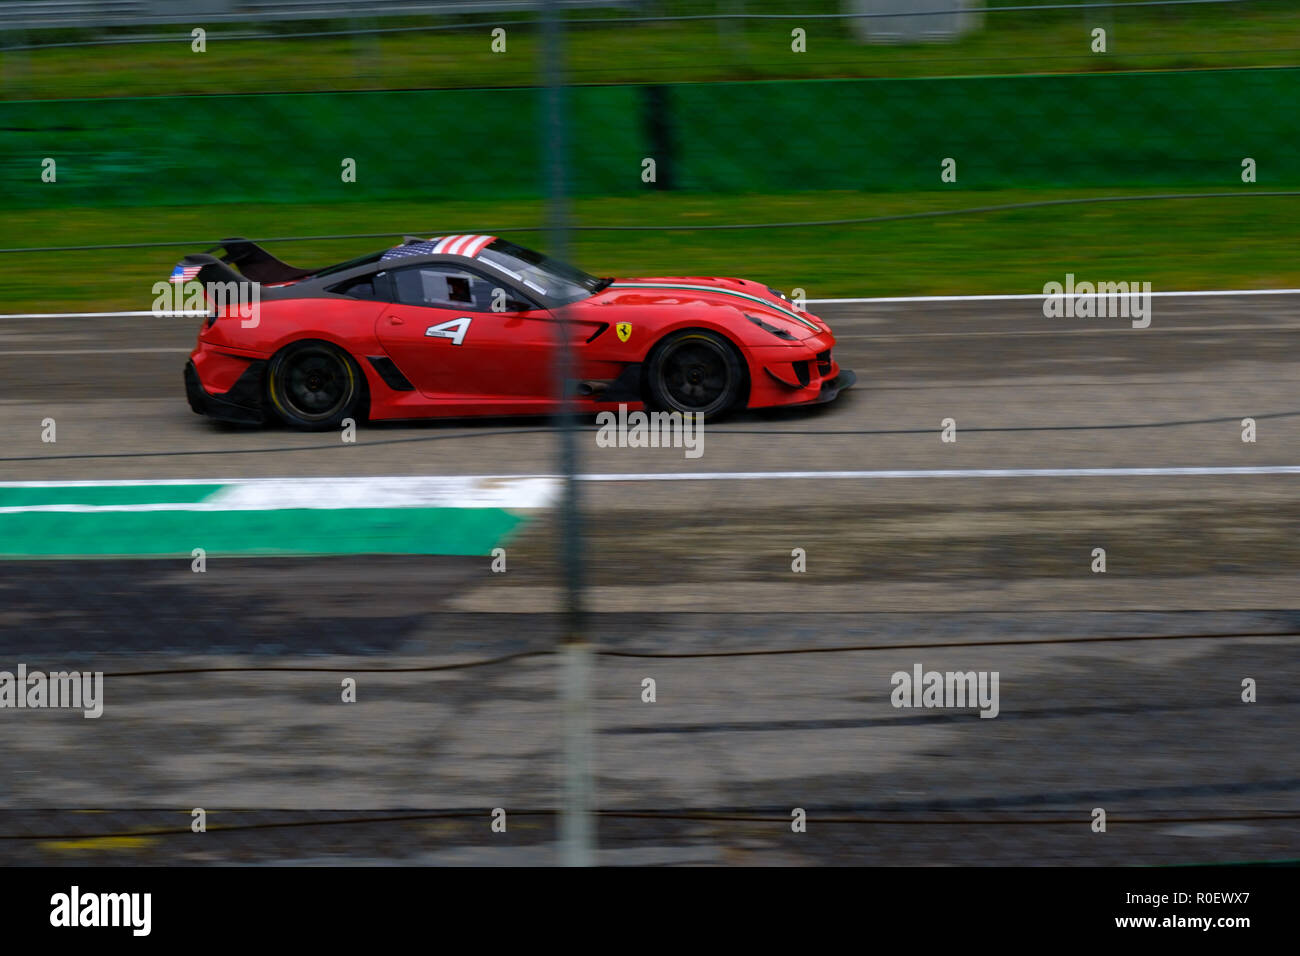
xmin=2 ymin=188 xmax=1296 ymax=312
xmin=3 ymin=2 xmax=1298 ymax=99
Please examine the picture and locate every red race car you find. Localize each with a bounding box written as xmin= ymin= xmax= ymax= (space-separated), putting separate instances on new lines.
xmin=180 ymin=235 xmax=854 ymax=429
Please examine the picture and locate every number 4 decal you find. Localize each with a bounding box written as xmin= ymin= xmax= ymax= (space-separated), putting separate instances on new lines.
xmin=425 ymin=317 xmax=472 ymax=345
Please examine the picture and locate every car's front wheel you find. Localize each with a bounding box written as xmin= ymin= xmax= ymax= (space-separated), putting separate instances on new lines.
xmin=645 ymin=329 xmax=745 ymax=418
xmin=266 ymin=340 xmax=362 ymax=430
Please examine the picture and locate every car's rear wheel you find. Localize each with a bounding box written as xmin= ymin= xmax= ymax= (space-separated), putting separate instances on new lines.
xmin=645 ymin=329 xmax=745 ymax=418
xmin=266 ymin=340 xmax=362 ymax=430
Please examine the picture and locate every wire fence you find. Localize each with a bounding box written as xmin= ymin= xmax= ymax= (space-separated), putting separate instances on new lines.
xmin=3 ymin=0 xmax=1298 ymax=93
xmin=1 ymin=1 xmax=1298 ymax=866
xmin=3 ymin=191 xmax=1300 ymax=257
xmin=3 ymin=1 xmax=1297 ymax=296
xmin=3 ymin=600 xmax=1297 ymax=862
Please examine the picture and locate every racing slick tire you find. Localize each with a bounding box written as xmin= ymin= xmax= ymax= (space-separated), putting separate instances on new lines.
xmin=645 ymin=329 xmax=745 ymax=419
xmin=266 ymin=340 xmax=363 ymax=430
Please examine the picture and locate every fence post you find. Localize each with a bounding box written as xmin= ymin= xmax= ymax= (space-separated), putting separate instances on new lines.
xmin=541 ymin=0 xmax=594 ymax=868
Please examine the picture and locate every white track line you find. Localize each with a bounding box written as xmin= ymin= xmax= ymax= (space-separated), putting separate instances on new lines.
xmin=807 ymin=289 xmax=1300 ymax=305
xmin=4 ymin=466 xmax=1300 ymax=487
xmin=573 ymin=467 xmax=1300 ymax=481
xmin=0 ymin=311 xmax=206 ymax=320
xmin=0 ymin=348 xmax=191 ymax=355
xmin=833 ymin=323 xmax=1300 ymax=340
xmin=3 ymin=289 xmax=1300 ymax=319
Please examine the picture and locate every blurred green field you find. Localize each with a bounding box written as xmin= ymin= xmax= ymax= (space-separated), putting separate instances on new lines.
xmin=3 ymin=0 xmax=1298 ymax=99
xmin=10 ymin=70 xmax=1294 ymax=210
xmin=1 ymin=188 xmax=1295 ymax=312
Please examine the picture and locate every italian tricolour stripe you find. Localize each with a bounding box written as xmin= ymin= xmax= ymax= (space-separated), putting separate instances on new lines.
xmin=609 ymin=282 xmax=820 ymax=330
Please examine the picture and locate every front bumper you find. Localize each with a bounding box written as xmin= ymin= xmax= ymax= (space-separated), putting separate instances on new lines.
xmin=748 ymin=331 xmax=854 ymax=408
xmin=807 ymin=368 xmax=856 ymax=405
xmin=185 ymin=358 xmax=267 ymax=425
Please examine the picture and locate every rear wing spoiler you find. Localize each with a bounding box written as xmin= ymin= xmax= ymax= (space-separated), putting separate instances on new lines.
xmin=210 ymin=238 xmax=314 ymax=283
xmin=173 ymin=238 xmax=314 ymax=286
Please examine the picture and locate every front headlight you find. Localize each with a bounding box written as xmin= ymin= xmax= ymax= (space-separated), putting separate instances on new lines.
xmin=746 ymin=312 xmax=796 ymax=341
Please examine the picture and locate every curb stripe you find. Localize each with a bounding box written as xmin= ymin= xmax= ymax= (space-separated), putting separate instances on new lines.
xmin=0 ymin=485 xmax=221 ymax=507
xmin=0 ymin=476 xmax=556 ymax=558
xmin=0 ymin=476 xmax=558 ymax=509
xmin=0 ymin=508 xmax=525 ymax=558
xmin=7 ymin=467 xmax=1298 ymax=486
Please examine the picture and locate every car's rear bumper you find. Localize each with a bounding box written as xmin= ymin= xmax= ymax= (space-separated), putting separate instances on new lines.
xmin=185 ymin=358 xmax=267 ymax=425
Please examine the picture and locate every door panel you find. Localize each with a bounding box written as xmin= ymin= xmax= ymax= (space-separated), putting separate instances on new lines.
xmin=375 ymin=304 xmax=557 ymax=399
xmin=367 ymin=262 xmax=606 ymax=403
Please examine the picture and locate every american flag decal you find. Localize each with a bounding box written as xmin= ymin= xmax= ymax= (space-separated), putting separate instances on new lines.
xmin=381 ymin=235 xmax=497 ymax=261
xmin=431 ymin=235 xmax=496 ymax=257
xmin=169 ymin=263 xmax=202 ymax=284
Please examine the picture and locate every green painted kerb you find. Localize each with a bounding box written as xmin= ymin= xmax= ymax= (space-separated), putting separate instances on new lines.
xmin=0 ymin=507 xmax=525 ymax=558
xmin=0 ymin=485 xmax=220 ymax=507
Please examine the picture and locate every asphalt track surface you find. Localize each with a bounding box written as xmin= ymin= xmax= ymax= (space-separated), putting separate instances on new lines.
xmin=1 ymin=295 xmax=1298 ymax=865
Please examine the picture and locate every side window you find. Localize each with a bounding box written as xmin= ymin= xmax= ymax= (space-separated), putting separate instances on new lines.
xmin=330 ymin=273 xmax=388 ymax=301
xmin=390 ymin=265 xmax=536 ymax=313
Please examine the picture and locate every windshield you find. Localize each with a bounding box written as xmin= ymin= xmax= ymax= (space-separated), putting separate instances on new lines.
xmin=477 ymin=239 xmax=601 ymax=305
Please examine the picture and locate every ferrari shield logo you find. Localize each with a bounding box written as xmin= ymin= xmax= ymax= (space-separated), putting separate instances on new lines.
xmin=616 ymin=322 xmax=632 ymax=343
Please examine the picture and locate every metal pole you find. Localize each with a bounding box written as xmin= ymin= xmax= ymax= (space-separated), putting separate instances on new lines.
xmin=540 ymin=0 xmax=594 ymax=867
